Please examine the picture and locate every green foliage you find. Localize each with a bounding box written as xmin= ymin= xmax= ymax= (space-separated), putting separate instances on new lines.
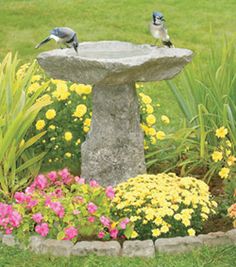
xmin=0 ymin=54 xmax=51 ymax=201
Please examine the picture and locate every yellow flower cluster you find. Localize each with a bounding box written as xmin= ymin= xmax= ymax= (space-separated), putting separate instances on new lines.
xmin=112 ymin=173 xmax=217 ymax=239
xmin=73 ymin=104 xmax=87 ymax=118
xmin=52 ymin=80 xmax=70 ymax=100
xmin=70 ymin=83 xmax=92 ymax=95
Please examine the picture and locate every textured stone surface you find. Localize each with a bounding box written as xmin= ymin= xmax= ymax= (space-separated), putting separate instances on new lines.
xmin=155 ymin=236 xmax=202 ymax=254
xmin=41 ymin=239 xmax=73 ymax=257
xmin=225 ymin=229 xmax=236 ymax=244
xmin=81 ymin=83 xmax=146 ymax=185
xmin=38 ymin=41 xmax=192 ymax=185
xmin=71 ymin=241 xmax=121 ymax=256
xmin=198 ymin=232 xmax=233 ymax=246
xmin=29 ymin=236 xmax=45 ymax=253
xmin=37 ymin=41 xmax=192 ymax=85
xmin=2 ymin=235 xmax=16 ymax=247
xmin=122 ymin=240 xmax=155 ymax=258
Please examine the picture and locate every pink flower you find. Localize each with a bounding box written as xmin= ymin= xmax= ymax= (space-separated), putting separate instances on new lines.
xmin=27 ymin=199 xmax=38 ymax=209
xmin=105 ymin=186 xmax=115 ymax=199
xmin=100 ymin=216 xmax=110 ymax=227
xmin=87 ymin=202 xmax=98 ymax=214
xmin=25 ymin=184 xmax=36 ymax=194
xmin=98 ymin=231 xmax=105 ymax=239
xmin=58 ymin=168 xmax=72 ymax=184
xmin=35 ymin=174 xmax=48 ymax=190
xmin=64 ymin=226 xmax=78 ymax=240
xmin=35 ymin=223 xmax=49 ymax=237
xmin=47 ymin=171 xmax=57 ymax=182
xmin=73 ymin=210 xmax=81 ymax=215
xmin=54 ymin=188 xmax=63 ymax=198
xmin=109 ymin=228 xmax=119 ymax=239
xmin=119 ymin=218 xmax=130 ymax=229
xmin=75 ymin=176 xmax=85 ymax=184
xmin=49 ymin=202 xmax=65 ymax=218
xmin=89 ymin=180 xmax=99 ymax=187
xmin=32 ymin=213 xmax=43 ymax=224
xmin=9 ymin=211 xmax=22 ymax=228
xmin=88 ymin=216 xmax=95 ymax=223
xmin=14 ymin=192 xmax=26 ymax=203
xmin=5 ymin=228 xmax=12 ymax=235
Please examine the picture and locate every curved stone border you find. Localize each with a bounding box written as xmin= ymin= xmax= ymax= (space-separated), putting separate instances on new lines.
xmin=1 ymin=229 xmax=236 ymax=258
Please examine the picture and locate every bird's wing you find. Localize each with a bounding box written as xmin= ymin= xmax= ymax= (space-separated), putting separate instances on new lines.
xmin=51 ymin=27 xmax=75 ymax=40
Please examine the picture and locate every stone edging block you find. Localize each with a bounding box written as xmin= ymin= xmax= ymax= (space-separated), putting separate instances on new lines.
xmin=0 ymin=229 xmax=235 ymax=257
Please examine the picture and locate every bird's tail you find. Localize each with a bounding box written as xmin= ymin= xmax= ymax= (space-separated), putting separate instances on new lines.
xmin=162 ymin=40 xmax=174 ymax=48
xmin=35 ymin=36 xmax=51 ymax=49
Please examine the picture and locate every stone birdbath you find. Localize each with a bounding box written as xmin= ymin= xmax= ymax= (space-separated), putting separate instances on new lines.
xmin=37 ymin=41 xmax=192 ymax=186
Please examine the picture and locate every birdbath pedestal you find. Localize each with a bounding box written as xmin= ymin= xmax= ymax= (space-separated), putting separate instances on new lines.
xmin=37 ymin=41 xmax=192 ymax=186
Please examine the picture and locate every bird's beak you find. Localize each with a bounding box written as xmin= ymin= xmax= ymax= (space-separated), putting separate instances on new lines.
xmin=35 ymin=36 xmax=51 ymax=49
xmin=73 ymin=43 xmax=78 ymax=53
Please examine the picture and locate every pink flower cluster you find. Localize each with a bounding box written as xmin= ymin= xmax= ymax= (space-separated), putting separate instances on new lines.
xmin=0 ymin=203 xmax=22 ymax=234
xmin=14 ymin=192 xmax=38 ymax=209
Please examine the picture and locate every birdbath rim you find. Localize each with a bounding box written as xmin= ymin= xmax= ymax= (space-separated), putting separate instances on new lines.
xmin=37 ymin=40 xmax=193 ymax=85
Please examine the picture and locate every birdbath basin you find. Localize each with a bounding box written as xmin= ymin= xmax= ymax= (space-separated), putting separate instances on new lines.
xmin=37 ymin=41 xmax=192 ymax=186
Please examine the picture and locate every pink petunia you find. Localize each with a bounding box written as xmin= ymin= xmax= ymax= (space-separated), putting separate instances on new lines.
xmin=89 ymin=180 xmax=99 ymax=187
xmin=105 ymin=186 xmax=115 ymax=199
xmin=64 ymin=226 xmax=78 ymax=240
xmin=35 ymin=174 xmax=48 ymax=190
xmin=32 ymin=213 xmax=43 ymax=224
xmin=98 ymin=231 xmax=105 ymax=239
xmin=47 ymin=171 xmax=57 ymax=182
xmin=119 ymin=218 xmax=130 ymax=229
xmin=14 ymin=192 xmax=26 ymax=204
xmin=100 ymin=216 xmax=110 ymax=227
xmin=87 ymin=202 xmax=98 ymax=214
xmin=75 ymin=176 xmax=85 ymax=184
xmin=88 ymin=216 xmax=95 ymax=223
xmin=49 ymin=201 xmax=65 ymax=218
xmin=35 ymin=223 xmax=49 ymax=237
xmin=109 ymin=228 xmax=119 ymax=239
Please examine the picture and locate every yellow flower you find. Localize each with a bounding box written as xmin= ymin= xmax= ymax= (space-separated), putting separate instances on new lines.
xmin=211 ymin=151 xmax=223 ymax=162
xmin=31 ymin=75 xmax=41 ymax=82
xmin=131 ymin=230 xmax=138 ymax=238
xmin=161 ymin=115 xmax=170 ymax=124
xmin=71 ymin=84 xmax=92 ymax=95
xmin=45 ymin=109 xmax=56 ymax=120
xmin=28 ymin=82 xmax=41 ymax=94
xmin=76 ymin=139 xmax=81 ymax=145
xmin=146 ymin=114 xmax=156 ymax=126
xmin=150 ymin=136 xmax=156 ymax=145
xmin=226 ymin=140 xmax=232 ymax=147
xmin=84 ymin=118 xmax=91 ymax=127
xmin=49 ymin=125 xmax=56 ymax=130
xmin=146 ymin=104 xmax=154 ymax=114
xmin=156 ymin=131 xmax=166 ymax=140
xmin=174 ymin=214 xmax=181 ymax=221
xmin=73 ymin=104 xmax=87 ymax=118
xmin=148 ymin=128 xmax=156 ymax=136
xmin=52 ymin=82 xmax=70 ymax=100
xmin=215 ymin=127 xmax=228 ymax=138
xmin=65 ymin=152 xmax=72 ymax=158
xmin=152 ymin=229 xmax=161 ymax=237
xmin=50 ymin=137 xmax=56 ymax=141
xmin=36 ymin=120 xmax=45 ymax=130
xmin=187 ymin=228 xmax=196 ymax=236
xmin=64 ymin=132 xmax=73 ymax=141
xmin=160 ymin=225 xmax=169 ymax=233
xmin=226 ymin=150 xmax=231 ymax=156
xmin=227 ymin=156 xmax=236 ymax=166
xmin=219 ymin=167 xmax=230 ymax=179
xmin=141 ymin=94 xmax=152 ymax=104
xmin=83 ymin=126 xmax=90 ymax=133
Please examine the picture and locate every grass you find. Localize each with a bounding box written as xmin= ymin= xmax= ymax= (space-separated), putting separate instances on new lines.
xmin=0 ymin=243 xmax=236 ymax=267
xmin=1 ymin=0 xmax=236 ymax=121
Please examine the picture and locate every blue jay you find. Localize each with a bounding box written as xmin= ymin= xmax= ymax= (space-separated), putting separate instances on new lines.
xmin=35 ymin=27 xmax=79 ymax=52
xmin=149 ymin=12 xmax=174 ymax=48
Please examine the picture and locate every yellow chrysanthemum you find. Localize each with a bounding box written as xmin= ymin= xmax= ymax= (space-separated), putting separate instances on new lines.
xmin=161 ymin=115 xmax=170 ymax=124
xmin=146 ymin=104 xmax=154 ymax=114
xmin=49 ymin=125 xmax=56 ymax=130
xmin=65 ymin=152 xmax=72 ymax=158
xmin=211 ymin=151 xmax=223 ymax=162
xmin=76 ymin=139 xmax=81 ymax=145
xmin=215 ymin=127 xmax=228 ymax=138
xmin=84 ymin=118 xmax=91 ymax=127
xmin=71 ymin=84 xmax=92 ymax=95
xmin=73 ymin=104 xmax=87 ymax=118
xmin=219 ymin=167 xmax=230 ymax=179
xmin=131 ymin=231 xmax=138 ymax=238
xmin=156 ymin=131 xmax=166 ymax=140
xmin=31 ymin=75 xmax=41 ymax=82
xmin=45 ymin=109 xmax=56 ymax=120
xmin=52 ymin=82 xmax=70 ymax=100
xmin=64 ymin=132 xmax=73 ymax=141
xmin=146 ymin=114 xmax=156 ymax=126
xmin=187 ymin=228 xmax=196 ymax=236
xmin=28 ymin=82 xmax=41 ymax=94
xmin=152 ymin=229 xmax=161 ymax=237
xmin=141 ymin=94 xmax=152 ymax=104
xmin=148 ymin=127 xmax=156 ymax=136
xmin=227 ymin=156 xmax=236 ymax=166
xmin=36 ymin=120 xmax=45 ymax=131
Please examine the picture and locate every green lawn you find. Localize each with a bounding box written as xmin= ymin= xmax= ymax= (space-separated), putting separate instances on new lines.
xmin=1 ymin=0 xmax=236 ymax=121
xmin=0 ymin=244 xmax=236 ymax=267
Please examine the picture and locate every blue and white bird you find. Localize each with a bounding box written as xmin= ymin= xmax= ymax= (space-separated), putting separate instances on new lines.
xmin=35 ymin=27 xmax=79 ymax=52
xmin=149 ymin=12 xmax=174 ymax=48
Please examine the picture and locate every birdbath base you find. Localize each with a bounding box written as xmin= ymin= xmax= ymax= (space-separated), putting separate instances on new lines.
xmin=37 ymin=41 xmax=192 ymax=186
xmin=81 ymin=82 xmax=146 ymax=185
